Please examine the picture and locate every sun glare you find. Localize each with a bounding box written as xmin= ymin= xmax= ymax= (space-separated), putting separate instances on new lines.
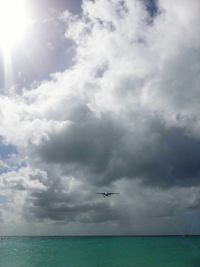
xmin=0 ymin=0 xmax=28 ymax=53
xmin=0 ymin=0 xmax=29 ymax=92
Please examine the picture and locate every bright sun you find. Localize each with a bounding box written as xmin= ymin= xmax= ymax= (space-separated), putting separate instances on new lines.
xmin=0 ymin=0 xmax=28 ymax=53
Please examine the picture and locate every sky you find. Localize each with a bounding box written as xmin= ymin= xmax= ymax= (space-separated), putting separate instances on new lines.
xmin=0 ymin=0 xmax=200 ymax=236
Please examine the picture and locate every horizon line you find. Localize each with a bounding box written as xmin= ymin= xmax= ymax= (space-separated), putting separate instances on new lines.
xmin=1 ymin=234 xmax=200 ymax=238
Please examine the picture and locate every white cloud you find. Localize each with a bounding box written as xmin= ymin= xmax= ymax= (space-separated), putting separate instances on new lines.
xmin=0 ymin=0 xmax=200 ymax=234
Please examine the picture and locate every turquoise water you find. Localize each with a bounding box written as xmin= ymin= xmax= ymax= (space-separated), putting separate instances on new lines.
xmin=0 ymin=236 xmax=200 ymax=267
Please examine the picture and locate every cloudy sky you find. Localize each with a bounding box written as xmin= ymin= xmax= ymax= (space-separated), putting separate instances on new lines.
xmin=0 ymin=0 xmax=200 ymax=236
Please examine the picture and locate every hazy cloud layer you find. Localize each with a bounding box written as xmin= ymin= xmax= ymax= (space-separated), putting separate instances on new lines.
xmin=1 ymin=0 xmax=200 ymax=235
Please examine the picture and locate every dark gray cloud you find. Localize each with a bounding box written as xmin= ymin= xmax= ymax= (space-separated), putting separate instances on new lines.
xmin=36 ymin=109 xmax=200 ymax=189
xmin=26 ymin=189 xmax=118 ymax=223
xmin=37 ymin=112 xmax=123 ymax=184
xmin=24 ymin=100 xmax=200 ymax=226
xmin=23 ymin=172 xmax=120 ymax=224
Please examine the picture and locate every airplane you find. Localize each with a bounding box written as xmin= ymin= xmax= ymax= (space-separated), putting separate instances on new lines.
xmin=96 ymin=192 xmax=120 ymax=197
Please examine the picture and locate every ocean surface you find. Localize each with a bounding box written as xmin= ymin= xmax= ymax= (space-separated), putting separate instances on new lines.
xmin=0 ymin=236 xmax=200 ymax=267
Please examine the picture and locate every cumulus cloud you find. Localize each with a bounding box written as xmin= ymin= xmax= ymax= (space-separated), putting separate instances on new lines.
xmin=0 ymin=0 xmax=200 ymax=234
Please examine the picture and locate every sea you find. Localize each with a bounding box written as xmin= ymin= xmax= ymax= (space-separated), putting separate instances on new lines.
xmin=0 ymin=236 xmax=200 ymax=267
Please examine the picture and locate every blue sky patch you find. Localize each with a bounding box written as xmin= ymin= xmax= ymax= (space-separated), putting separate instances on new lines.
xmin=143 ymin=0 xmax=158 ymax=18
xmin=0 ymin=138 xmax=17 ymax=160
